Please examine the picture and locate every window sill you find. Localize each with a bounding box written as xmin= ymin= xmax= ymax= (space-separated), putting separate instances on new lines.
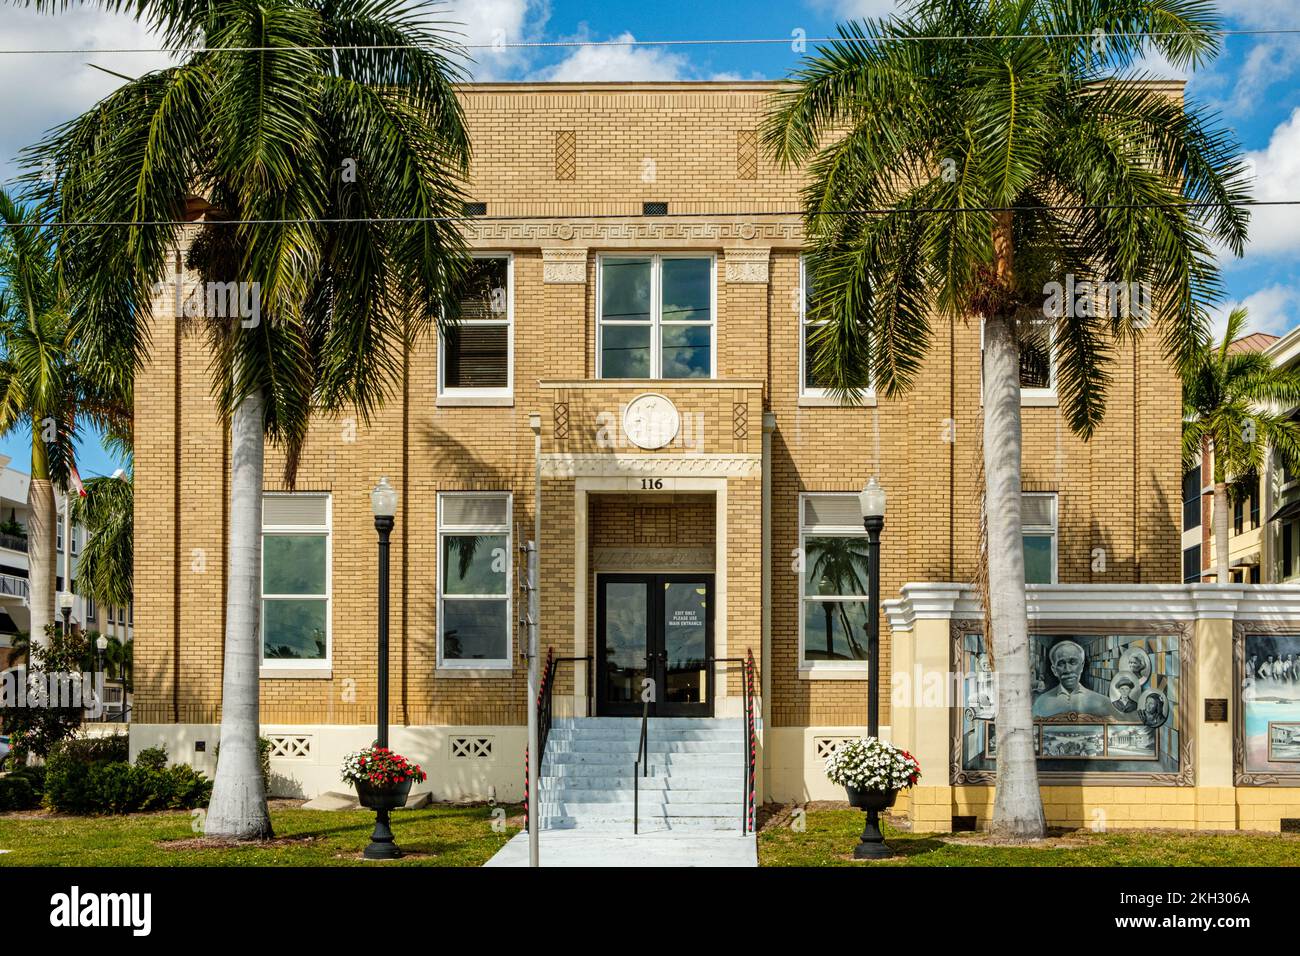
xmin=260 ymin=667 xmax=332 ymax=680
xmin=436 ymin=394 xmax=514 ymax=408
xmin=435 ymin=667 xmax=514 ymax=679
xmin=798 ymin=665 xmax=869 ymax=681
xmin=797 ymin=394 xmax=877 ymax=409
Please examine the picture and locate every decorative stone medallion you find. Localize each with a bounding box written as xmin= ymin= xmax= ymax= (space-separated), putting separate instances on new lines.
xmin=622 ymin=393 xmax=681 ymax=450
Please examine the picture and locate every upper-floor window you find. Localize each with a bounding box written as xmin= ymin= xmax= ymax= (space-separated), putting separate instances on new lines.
xmin=799 ymin=494 xmax=869 ymax=667
xmin=1182 ymin=464 xmax=1201 ymax=531
xmin=597 ymin=255 xmax=715 ymax=379
xmin=800 ymin=257 xmax=871 ymax=397
xmin=1182 ymin=545 xmax=1202 ymax=583
xmin=261 ymin=493 xmax=331 ymax=667
xmin=981 ymin=318 xmax=1057 ymax=398
xmin=439 ymin=255 xmax=512 ymax=398
xmin=1022 ymin=492 xmax=1057 ymax=584
xmin=437 ymin=492 xmax=512 ymax=669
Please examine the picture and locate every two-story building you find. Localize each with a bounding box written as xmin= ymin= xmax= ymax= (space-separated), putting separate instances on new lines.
xmin=132 ymin=80 xmax=1258 ymax=831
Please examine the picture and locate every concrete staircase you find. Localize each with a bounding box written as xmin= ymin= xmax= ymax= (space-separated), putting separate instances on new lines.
xmin=536 ymin=717 xmax=747 ymax=832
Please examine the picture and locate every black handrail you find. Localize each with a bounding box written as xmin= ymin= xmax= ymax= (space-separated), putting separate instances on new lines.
xmin=523 ymin=650 xmax=593 ymax=832
xmin=632 ymin=697 xmax=650 ymax=834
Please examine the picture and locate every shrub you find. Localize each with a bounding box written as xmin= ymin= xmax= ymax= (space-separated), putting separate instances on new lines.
xmin=54 ymin=734 xmax=129 ymax=765
xmin=135 ymin=746 xmax=168 ymax=772
xmin=0 ymin=775 xmax=36 ymax=811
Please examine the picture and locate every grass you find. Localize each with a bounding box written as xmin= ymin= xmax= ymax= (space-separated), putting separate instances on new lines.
xmin=757 ymin=807 xmax=1300 ymax=866
xmin=0 ymin=801 xmax=522 ymax=866
xmin=759 ymin=806 xmax=1300 ymax=868
xmin=4 ymin=802 xmax=1294 ymax=867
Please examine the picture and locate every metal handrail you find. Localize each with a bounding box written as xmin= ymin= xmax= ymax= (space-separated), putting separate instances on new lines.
xmin=633 ymin=697 xmax=650 ymax=834
xmin=524 ymin=650 xmax=594 ymax=832
xmin=707 ymin=654 xmax=760 ymax=834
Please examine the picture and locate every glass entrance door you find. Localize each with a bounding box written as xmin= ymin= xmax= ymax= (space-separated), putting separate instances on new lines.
xmin=596 ymin=574 xmax=714 ymax=717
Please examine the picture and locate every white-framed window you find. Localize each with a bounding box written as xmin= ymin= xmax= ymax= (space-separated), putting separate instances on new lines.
xmin=438 ymin=254 xmax=513 ymax=398
xmin=980 ymin=318 xmax=1057 ymax=399
xmin=85 ymin=595 xmax=96 ymax=624
xmin=798 ymin=494 xmax=870 ymax=667
xmin=1022 ymin=492 xmax=1057 ymax=584
xmin=437 ymin=492 xmax=512 ymax=669
xmin=261 ymin=493 xmax=331 ymax=668
xmin=799 ymin=256 xmax=872 ymax=398
xmin=597 ymin=254 xmax=716 ymax=379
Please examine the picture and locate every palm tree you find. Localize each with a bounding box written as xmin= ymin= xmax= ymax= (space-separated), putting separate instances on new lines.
xmin=764 ymin=0 xmax=1250 ymax=838
xmin=72 ymin=473 xmax=134 ymax=611
xmin=0 ymin=189 xmax=125 ymax=650
xmin=28 ymin=0 xmax=471 ymax=839
xmin=1182 ymin=308 xmax=1300 ymax=583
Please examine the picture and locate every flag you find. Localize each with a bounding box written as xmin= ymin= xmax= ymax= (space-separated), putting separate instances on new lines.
xmin=69 ymin=463 xmax=87 ymax=498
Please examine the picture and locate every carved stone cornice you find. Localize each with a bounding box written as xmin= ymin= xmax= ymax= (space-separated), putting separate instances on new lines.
xmin=463 ymin=219 xmax=802 ymax=246
xmin=540 ymin=453 xmax=761 ymax=479
xmin=723 ymin=247 xmax=770 ymax=283
xmin=592 ymin=547 xmax=715 ymax=571
xmin=542 ymin=248 xmax=588 ymax=284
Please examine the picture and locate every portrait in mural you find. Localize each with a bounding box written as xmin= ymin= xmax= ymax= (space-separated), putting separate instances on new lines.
xmin=1240 ymin=633 xmax=1300 ymax=778
xmin=958 ymin=630 xmax=1183 ymax=778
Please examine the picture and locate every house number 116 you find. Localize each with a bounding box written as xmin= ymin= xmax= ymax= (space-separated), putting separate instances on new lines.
xmin=641 ymin=478 xmax=664 ymax=490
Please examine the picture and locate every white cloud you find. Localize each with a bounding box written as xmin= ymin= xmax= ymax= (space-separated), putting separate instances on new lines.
xmin=1210 ymin=285 xmax=1300 ymax=340
xmin=1214 ymin=1 xmax=1298 ymax=28
xmin=0 ymin=9 xmax=175 ymax=186
xmin=806 ymin=0 xmax=900 ymax=19
xmin=446 ymin=0 xmax=548 ymax=81
xmin=536 ymin=31 xmax=693 ymax=82
xmin=1237 ymin=107 xmax=1300 ymax=259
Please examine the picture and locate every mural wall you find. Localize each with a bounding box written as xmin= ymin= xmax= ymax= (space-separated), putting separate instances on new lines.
xmin=956 ymin=627 xmax=1186 ymax=782
xmin=1237 ymin=629 xmax=1300 ymax=785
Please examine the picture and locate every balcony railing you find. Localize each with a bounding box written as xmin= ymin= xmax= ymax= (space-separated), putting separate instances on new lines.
xmin=0 ymin=532 xmax=27 ymax=553
xmin=0 ymin=573 xmax=29 ymax=599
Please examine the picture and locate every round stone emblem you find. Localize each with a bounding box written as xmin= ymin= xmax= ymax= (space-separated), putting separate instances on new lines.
xmin=622 ymin=393 xmax=680 ymax=450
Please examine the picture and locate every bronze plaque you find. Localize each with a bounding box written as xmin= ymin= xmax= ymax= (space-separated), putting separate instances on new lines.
xmin=1204 ymin=698 xmax=1229 ymax=723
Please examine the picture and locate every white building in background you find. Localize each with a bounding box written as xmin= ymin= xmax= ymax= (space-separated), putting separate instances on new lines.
xmin=0 ymin=454 xmax=131 ymax=657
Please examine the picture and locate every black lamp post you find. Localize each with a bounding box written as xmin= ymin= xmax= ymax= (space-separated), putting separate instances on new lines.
xmin=364 ymin=476 xmax=401 ymax=861
xmin=854 ymin=475 xmax=892 ymax=860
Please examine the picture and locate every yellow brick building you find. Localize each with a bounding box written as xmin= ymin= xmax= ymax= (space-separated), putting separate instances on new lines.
xmin=130 ymin=81 xmax=1298 ymax=832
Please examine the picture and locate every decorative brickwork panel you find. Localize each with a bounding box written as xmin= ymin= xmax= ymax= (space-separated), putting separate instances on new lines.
xmin=451 ymin=736 xmax=494 ymax=759
xmin=554 ymin=130 xmax=576 ymax=180
xmin=736 ymin=129 xmax=758 ymax=180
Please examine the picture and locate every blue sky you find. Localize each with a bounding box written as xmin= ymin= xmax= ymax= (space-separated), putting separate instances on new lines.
xmin=2 ymin=0 xmax=1299 ymax=474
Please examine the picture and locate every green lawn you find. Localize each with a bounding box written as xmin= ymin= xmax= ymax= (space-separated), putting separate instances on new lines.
xmin=758 ymin=808 xmax=1300 ymax=866
xmin=0 ymin=802 xmax=521 ymax=866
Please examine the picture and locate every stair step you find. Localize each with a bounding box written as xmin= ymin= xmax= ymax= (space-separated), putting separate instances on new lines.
xmin=544 ymin=739 xmax=742 ymax=754
xmin=536 ymin=800 xmax=743 ymax=817
xmin=547 ymin=728 xmax=743 ymax=741
xmin=538 ymin=774 xmax=738 ymax=789
xmin=535 ymin=788 xmax=739 ymax=803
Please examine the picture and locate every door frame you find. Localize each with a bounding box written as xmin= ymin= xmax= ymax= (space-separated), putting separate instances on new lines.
xmin=595 ymin=572 xmax=715 ymax=717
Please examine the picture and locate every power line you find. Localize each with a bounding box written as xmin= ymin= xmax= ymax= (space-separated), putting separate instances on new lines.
xmin=2 ymin=28 xmax=1300 ymax=55
xmin=0 ymin=199 xmax=1293 ymax=230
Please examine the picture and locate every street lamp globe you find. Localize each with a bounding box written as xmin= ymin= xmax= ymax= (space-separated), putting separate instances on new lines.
xmin=96 ymin=635 xmax=108 ymax=652
xmin=58 ymin=590 xmax=75 ymax=613
xmin=858 ymin=476 xmax=887 ymax=521
xmin=370 ymin=477 xmax=398 ymax=518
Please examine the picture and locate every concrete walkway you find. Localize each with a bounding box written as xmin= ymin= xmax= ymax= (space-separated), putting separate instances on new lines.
xmin=483 ymin=829 xmax=758 ymax=867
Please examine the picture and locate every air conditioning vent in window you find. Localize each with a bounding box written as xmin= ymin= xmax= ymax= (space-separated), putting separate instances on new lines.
xmin=642 ymin=201 xmax=668 ymax=216
xmin=462 ymin=201 xmax=487 ymax=217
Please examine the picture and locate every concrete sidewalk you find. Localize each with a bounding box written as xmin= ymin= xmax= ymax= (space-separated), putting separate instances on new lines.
xmin=483 ymin=829 xmax=758 ymax=867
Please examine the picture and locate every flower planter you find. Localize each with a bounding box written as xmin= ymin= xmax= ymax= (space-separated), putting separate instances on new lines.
xmin=845 ymin=785 xmax=899 ymax=812
xmin=354 ymin=778 xmax=413 ymax=811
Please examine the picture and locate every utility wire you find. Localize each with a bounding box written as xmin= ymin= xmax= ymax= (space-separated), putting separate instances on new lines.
xmin=0 ymin=199 xmax=1294 ymax=229
xmin=2 ymin=28 xmax=1300 ymax=55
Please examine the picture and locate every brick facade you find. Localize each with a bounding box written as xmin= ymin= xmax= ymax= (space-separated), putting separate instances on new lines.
xmin=134 ymin=82 xmax=1182 ymax=748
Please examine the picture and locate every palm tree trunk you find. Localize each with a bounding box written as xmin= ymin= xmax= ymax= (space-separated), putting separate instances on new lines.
xmin=27 ymin=435 xmax=56 ymax=650
xmin=985 ymin=211 xmax=1045 ymax=839
xmin=1213 ymin=480 xmax=1231 ymax=584
xmin=205 ymin=387 xmax=273 ymax=840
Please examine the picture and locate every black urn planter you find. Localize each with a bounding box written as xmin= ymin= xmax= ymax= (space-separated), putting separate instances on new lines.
xmin=844 ymin=785 xmax=899 ymax=860
xmin=355 ymin=778 xmax=414 ymax=810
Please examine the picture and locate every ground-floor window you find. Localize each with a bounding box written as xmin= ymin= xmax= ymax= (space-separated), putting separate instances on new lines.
xmin=799 ymin=494 xmax=869 ymax=666
xmin=261 ymin=493 xmax=331 ymax=667
xmin=437 ymin=492 xmax=512 ymax=669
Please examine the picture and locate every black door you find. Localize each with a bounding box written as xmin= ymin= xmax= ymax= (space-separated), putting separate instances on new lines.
xmin=595 ymin=573 xmax=714 ymax=717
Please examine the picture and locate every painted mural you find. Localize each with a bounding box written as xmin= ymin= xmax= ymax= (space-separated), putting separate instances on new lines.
xmin=959 ymin=631 xmax=1182 ymax=777
xmin=1241 ymin=633 xmax=1300 ymax=777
